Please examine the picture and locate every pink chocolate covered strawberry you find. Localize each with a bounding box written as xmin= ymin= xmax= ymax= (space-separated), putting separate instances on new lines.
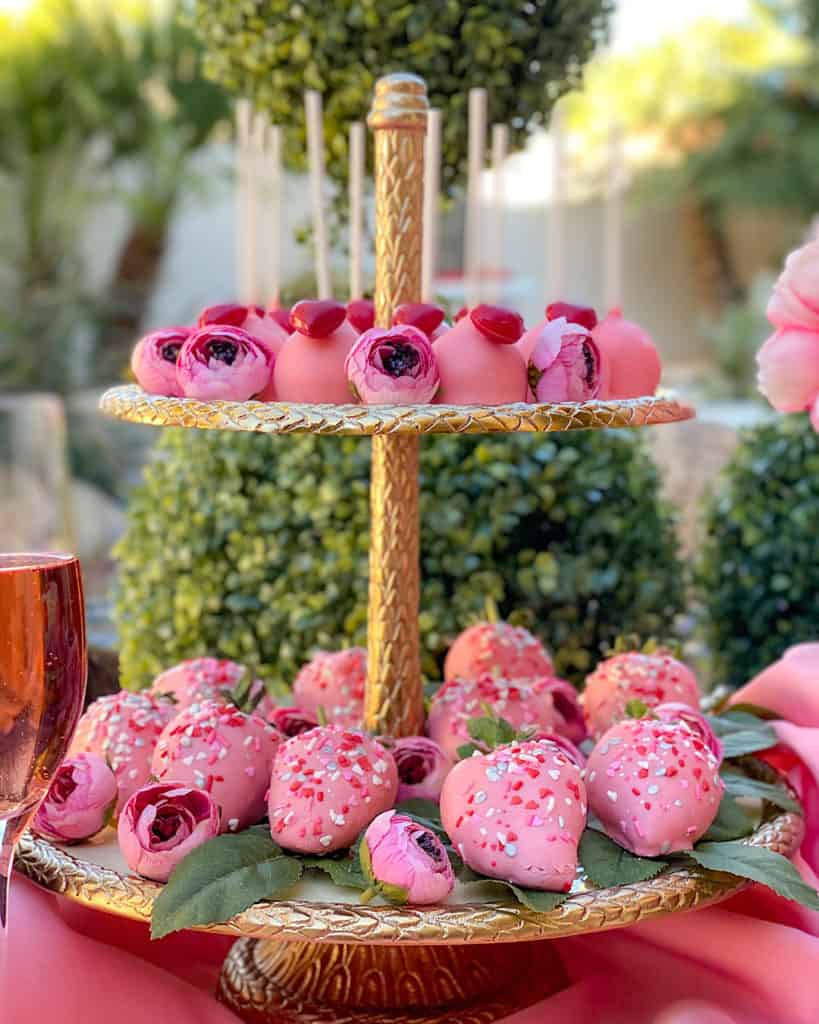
xmin=152 ymin=699 xmax=280 ymax=832
xmin=427 ymin=674 xmax=585 ymax=763
xmin=268 ymin=726 xmax=398 ymax=854
xmin=445 ymin=620 xmax=554 ymax=684
xmin=292 ymin=647 xmax=366 ymax=729
xmin=583 ymin=650 xmax=700 ymax=739
xmin=150 ymin=657 xmax=248 ymax=709
xmin=70 ymin=691 xmax=176 ymax=811
xmin=441 ymin=738 xmax=587 ymax=891
xmin=585 ymin=716 xmax=724 ymax=856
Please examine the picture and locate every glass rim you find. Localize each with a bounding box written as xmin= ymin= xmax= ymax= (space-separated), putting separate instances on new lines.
xmin=0 ymin=552 xmax=79 ymax=572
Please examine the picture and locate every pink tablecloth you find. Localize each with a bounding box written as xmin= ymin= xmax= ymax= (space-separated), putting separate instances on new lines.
xmin=8 ymin=645 xmax=819 ymax=1024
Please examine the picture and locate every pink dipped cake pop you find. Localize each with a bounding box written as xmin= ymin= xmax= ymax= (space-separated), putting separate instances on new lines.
xmin=267 ymin=726 xmax=398 ymax=853
xmin=151 ymin=699 xmax=280 ymax=832
xmin=441 ymin=738 xmax=587 ymax=891
xmin=274 ymin=300 xmax=358 ymax=403
xmin=198 ymin=302 xmax=289 ymax=356
xmin=426 ymin=674 xmax=584 ymax=762
xmin=585 ymin=716 xmax=723 ymax=856
xmin=292 ymin=647 xmax=366 ymax=729
xmin=70 ymin=691 xmax=176 ymax=811
xmin=434 ymin=305 xmax=527 ymax=405
xmin=593 ymin=308 xmax=662 ymax=399
xmin=131 ymin=326 xmax=191 ymax=397
xmin=444 ymin=620 xmax=554 ymax=683
xmin=583 ymin=650 xmax=701 ymax=740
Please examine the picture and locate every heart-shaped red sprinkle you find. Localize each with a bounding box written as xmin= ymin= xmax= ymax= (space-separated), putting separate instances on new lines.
xmin=545 ymin=302 xmax=598 ymax=331
xmin=291 ymin=300 xmax=346 ymax=339
xmin=393 ymin=302 xmax=445 ymax=337
xmin=198 ymin=303 xmax=260 ymax=328
xmin=346 ymin=299 xmax=375 ymax=333
xmin=469 ymin=304 xmax=524 ymax=345
xmin=268 ymin=306 xmax=293 ymax=332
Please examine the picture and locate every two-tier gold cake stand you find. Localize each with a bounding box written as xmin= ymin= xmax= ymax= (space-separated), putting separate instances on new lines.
xmin=16 ymin=74 xmax=804 ymax=1023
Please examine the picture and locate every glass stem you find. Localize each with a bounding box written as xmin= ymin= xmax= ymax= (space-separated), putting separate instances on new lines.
xmin=0 ymin=811 xmax=29 ymax=987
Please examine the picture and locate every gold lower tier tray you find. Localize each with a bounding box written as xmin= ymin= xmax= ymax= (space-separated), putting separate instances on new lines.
xmin=16 ymin=797 xmax=802 ymax=1024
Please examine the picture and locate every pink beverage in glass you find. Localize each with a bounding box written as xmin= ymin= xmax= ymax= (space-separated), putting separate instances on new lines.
xmin=0 ymin=553 xmax=87 ymax=941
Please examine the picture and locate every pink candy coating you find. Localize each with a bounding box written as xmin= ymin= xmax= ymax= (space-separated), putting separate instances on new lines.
xmin=583 ymin=651 xmax=701 ymax=740
xmin=433 ymin=316 xmax=528 ymax=405
xmin=273 ymin=319 xmax=358 ymax=403
xmin=363 ymin=810 xmax=454 ymax=904
xmin=585 ymin=717 xmax=724 ymax=857
xmin=150 ymin=657 xmax=249 ymax=710
xmin=444 ymin=621 xmax=554 ymax=684
xmin=70 ymin=691 xmax=176 ymax=811
xmin=292 ymin=648 xmax=366 ymax=729
xmin=176 ymin=325 xmax=274 ymax=401
xmin=268 ymin=726 xmax=398 ymax=854
xmin=441 ymin=739 xmax=587 ymax=891
xmin=152 ymin=699 xmax=280 ymax=832
xmin=131 ymin=327 xmax=191 ymax=397
xmin=426 ymin=674 xmax=582 ymax=763
xmin=593 ymin=308 xmax=661 ymax=399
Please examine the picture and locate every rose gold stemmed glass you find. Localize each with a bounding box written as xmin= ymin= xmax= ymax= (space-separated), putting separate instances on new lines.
xmin=0 ymin=554 xmax=87 ymax=978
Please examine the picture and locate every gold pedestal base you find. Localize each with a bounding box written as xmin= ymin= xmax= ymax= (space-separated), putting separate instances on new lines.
xmin=217 ymin=939 xmax=567 ymax=1023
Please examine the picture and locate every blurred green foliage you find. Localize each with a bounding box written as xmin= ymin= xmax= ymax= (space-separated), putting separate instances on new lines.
xmin=191 ymin=0 xmax=613 ymax=203
xmin=114 ymin=428 xmax=684 ymax=691
xmin=698 ymin=414 xmax=819 ymax=685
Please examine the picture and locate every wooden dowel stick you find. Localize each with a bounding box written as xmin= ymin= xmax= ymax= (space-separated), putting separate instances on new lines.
xmin=548 ymin=102 xmax=567 ymax=299
xmin=235 ymin=98 xmax=253 ymax=303
xmin=604 ymin=120 xmax=625 ymax=310
xmin=305 ymin=90 xmax=332 ymax=299
xmin=465 ymin=87 xmax=487 ymax=307
xmin=490 ymin=123 xmax=509 ymax=303
xmin=422 ymin=108 xmax=442 ymax=302
xmin=348 ymin=121 xmax=366 ymax=300
xmin=264 ymin=122 xmax=283 ymax=308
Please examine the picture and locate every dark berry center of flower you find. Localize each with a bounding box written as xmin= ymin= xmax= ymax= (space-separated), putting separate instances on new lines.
xmin=52 ymin=770 xmax=78 ymax=804
xmin=397 ymin=752 xmax=428 ymax=785
xmin=582 ymin=342 xmax=596 ymax=386
xmin=151 ymin=808 xmax=181 ymax=842
xmin=414 ymin=830 xmax=442 ymax=860
xmin=161 ymin=342 xmax=182 ymax=363
xmin=381 ymin=342 xmax=420 ymax=377
xmin=208 ymin=340 xmax=238 ymax=365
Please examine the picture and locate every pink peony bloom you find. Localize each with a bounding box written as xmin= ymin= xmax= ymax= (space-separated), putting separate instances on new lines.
xmin=767 ymin=241 xmax=819 ymax=331
xmin=131 ymin=327 xmax=191 ymax=397
xmin=527 ymin=317 xmax=601 ymax=402
xmin=756 ymin=328 xmax=819 ymax=414
xmin=117 ymin=782 xmax=220 ymax=882
xmin=390 ymin=736 xmax=452 ymax=802
xmin=33 ymin=753 xmax=117 ymax=844
xmin=361 ymin=810 xmax=454 ymax=905
xmin=176 ymin=325 xmax=274 ymax=401
xmin=268 ymin=705 xmax=319 ymax=738
xmin=653 ymin=702 xmax=723 ymax=762
xmin=345 ymin=325 xmax=439 ymax=404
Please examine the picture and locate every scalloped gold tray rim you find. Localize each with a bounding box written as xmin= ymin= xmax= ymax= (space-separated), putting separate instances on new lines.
xmin=99 ymin=385 xmax=695 ymax=436
xmin=15 ymin=803 xmax=802 ymax=947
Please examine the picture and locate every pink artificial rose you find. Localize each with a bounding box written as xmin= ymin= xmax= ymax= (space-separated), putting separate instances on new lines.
xmin=117 ymin=782 xmax=220 ymax=882
xmin=268 ymin=705 xmax=319 ymax=738
xmin=345 ymin=325 xmax=440 ymax=404
xmin=361 ymin=810 xmax=454 ymax=905
xmin=130 ymin=327 xmax=191 ymax=397
xmin=389 ymin=736 xmax=452 ymax=802
xmin=654 ymin=703 xmax=723 ymax=762
xmin=32 ymin=753 xmax=117 ymax=844
xmin=767 ymin=241 xmax=819 ymax=330
xmin=527 ymin=317 xmax=601 ymax=402
xmin=176 ymin=325 xmax=274 ymax=401
xmin=527 ymin=730 xmax=587 ymax=768
xmin=756 ymin=328 xmax=819 ymax=413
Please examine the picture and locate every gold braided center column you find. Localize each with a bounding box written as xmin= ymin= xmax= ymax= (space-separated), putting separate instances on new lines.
xmin=363 ymin=74 xmax=428 ymax=736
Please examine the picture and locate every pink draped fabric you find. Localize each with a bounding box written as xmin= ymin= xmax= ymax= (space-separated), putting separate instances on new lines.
xmin=7 ymin=644 xmax=819 ymax=1024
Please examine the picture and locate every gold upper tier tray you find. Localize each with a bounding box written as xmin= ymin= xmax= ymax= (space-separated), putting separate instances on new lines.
xmin=99 ymin=384 xmax=694 ymax=437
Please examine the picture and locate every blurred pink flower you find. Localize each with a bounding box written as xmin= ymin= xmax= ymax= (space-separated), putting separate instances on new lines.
xmin=767 ymin=241 xmax=819 ymax=331
xmin=756 ymin=328 xmax=819 ymax=413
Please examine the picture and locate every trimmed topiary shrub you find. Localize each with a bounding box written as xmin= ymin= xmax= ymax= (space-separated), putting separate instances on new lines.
xmin=698 ymin=413 xmax=819 ymax=686
xmin=191 ymin=0 xmax=613 ymax=198
xmin=115 ymin=428 xmax=684 ymax=691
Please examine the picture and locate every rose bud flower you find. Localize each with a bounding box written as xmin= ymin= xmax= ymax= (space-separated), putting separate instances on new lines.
xmin=32 ymin=753 xmax=117 ymax=844
xmin=528 ymin=317 xmax=601 ymax=402
xmin=176 ymin=325 xmax=274 ymax=402
xmin=360 ymin=810 xmax=454 ymax=905
xmin=117 ymin=782 xmax=220 ymax=882
xmin=390 ymin=736 xmax=452 ymax=802
xmin=268 ymin=705 xmax=319 ymax=738
xmin=345 ymin=324 xmax=440 ymax=404
xmin=756 ymin=328 xmax=819 ymax=415
xmin=130 ymin=327 xmax=191 ymax=397
xmin=766 ymin=240 xmax=819 ymax=331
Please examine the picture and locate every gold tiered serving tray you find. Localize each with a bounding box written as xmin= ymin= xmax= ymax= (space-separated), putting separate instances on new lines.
xmin=16 ymin=73 xmax=798 ymax=1023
